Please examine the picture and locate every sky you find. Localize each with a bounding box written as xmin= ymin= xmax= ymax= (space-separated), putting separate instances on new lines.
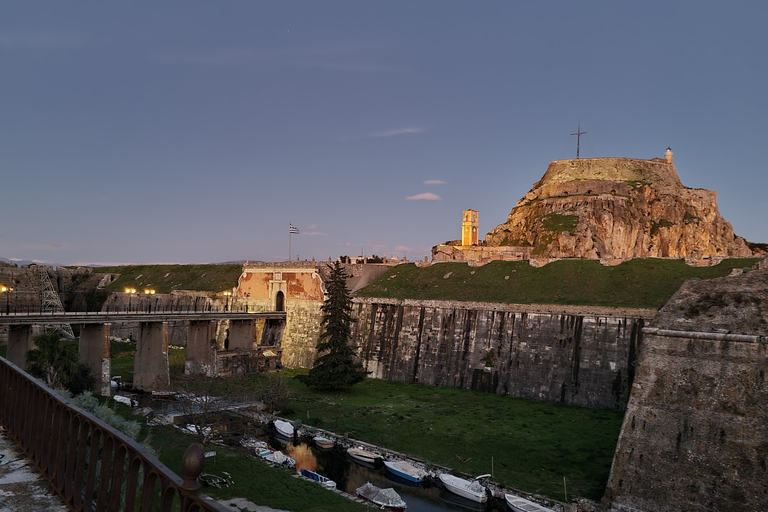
xmin=1 ymin=1 xmax=766 ymax=266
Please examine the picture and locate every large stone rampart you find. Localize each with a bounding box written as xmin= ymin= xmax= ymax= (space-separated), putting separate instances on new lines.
xmin=604 ymin=328 xmax=768 ymax=511
xmin=349 ymin=298 xmax=652 ymax=410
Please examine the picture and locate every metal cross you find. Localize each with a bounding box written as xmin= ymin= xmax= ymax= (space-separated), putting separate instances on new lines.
xmin=571 ymin=124 xmax=587 ymax=159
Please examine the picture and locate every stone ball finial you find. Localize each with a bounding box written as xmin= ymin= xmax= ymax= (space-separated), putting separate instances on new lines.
xmin=181 ymin=443 xmax=204 ymax=493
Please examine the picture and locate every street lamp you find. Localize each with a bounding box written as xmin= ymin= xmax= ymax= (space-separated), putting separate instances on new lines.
xmin=125 ymin=288 xmax=137 ymax=311
xmin=222 ymin=291 xmax=232 ymax=311
xmin=1 ymin=285 xmax=13 ymax=315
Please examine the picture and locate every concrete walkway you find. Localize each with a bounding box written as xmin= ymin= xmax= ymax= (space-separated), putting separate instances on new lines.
xmin=0 ymin=427 xmax=67 ymax=512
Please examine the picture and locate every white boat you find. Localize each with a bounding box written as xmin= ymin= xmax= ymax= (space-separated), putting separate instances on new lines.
xmin=505 ymin=493 xmax=555 ymax=512
xmin=314 ymin=435 xmax=334 ymax=449
xmin=299 ymin=468 xmax=336 ymax=489
xmin=347 ymin=446 xmax=380 ymax=465
xmin=274 ymin=419 xmax=294 ymax=438
xmin=255 ymin=448 xmax=296 ymax=469
xmin=438 ymin=473 xmax=489 ymax=503
xmin=356 ymin=482 xmax=407 ymax=511
xmin=383 ymin=460 xmax=426 ymax=483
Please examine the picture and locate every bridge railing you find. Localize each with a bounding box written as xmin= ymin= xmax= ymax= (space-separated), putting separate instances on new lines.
xmin=0 ymin=356 xmax=231 ymax=512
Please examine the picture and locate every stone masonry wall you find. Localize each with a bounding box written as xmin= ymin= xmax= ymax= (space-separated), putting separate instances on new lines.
xmin=349 ymin=298 xmax=653 ymax=410
xmin=604 ymin=329 xmax=768 ymax=511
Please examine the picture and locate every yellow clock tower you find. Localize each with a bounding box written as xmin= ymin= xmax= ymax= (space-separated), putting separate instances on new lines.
xmin=461 ymin=209 xmax=479 ymax=246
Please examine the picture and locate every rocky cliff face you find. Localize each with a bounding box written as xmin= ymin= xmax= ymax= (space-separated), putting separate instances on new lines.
xmin=485 ymin=157 xmax=752 ymax=264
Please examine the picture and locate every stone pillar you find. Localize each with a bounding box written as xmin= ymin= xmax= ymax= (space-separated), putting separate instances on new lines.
xmin=133 ymin=321 xmax=169 ymax=391
xmin=229 ymin=319 xmax=255 ymax=350
xmin=80 ymin=323 xmax=111 ymax=396
xmin=186 ymin=321 xmax=217 ymax=376
xmin=6 ymin=325 xmax=32 ymax=370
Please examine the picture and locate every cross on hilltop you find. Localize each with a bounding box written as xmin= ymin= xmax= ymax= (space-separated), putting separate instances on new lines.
xmin=571 ymin=124 xmax=587 ymax=159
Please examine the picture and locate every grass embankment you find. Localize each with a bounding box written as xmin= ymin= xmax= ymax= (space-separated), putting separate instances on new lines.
xmin=95 ymin=264 xmax=243 ymax=294
xmin=264 ymin=369 xmax=621 ymax=502
xmin=357 ymin=258 xmax=760 ymax=309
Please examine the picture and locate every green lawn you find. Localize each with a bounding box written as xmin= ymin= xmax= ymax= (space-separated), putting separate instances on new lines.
xmin=270 ymin=370 xmax=623 ymax=502
xmin=358 ymin=257 xmax=760 ymax=309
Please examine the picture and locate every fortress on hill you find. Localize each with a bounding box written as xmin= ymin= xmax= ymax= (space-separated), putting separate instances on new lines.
xmin=433 ymin=149 xmax=753 ymax=266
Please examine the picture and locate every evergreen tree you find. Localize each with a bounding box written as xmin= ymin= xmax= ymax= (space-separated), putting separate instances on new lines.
xmin=299 ymin=262 xmax=368 ymax=390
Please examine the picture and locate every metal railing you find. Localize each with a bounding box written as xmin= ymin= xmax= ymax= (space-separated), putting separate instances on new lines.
xmin=0 ymin=356 xmax=231 ymax=512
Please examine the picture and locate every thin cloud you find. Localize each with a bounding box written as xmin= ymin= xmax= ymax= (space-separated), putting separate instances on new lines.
xmin=424 ymin=180 xmax=447 ymax=185
xmin=394 ymin=246 xmax=412 ymax=253
xmin=301 ymin=231 xmax=327 ymax=236
xmin=371 ymin=127 xmax=424 ymax=138
xmin=406 ymin=193 xmax=441 ymax=201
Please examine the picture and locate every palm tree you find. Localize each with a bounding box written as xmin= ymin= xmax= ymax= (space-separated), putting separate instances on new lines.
xmin=26 ymin=332 xmax=81 ymax=389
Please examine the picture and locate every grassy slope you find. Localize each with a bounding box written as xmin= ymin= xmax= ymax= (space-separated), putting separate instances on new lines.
xmin=278 ymin=369 xmax=621 ymax=502
xmin=96 ymin=264 xmax=242 ymax=294
xmin=357 ymin=258 xmax=760 ymax=309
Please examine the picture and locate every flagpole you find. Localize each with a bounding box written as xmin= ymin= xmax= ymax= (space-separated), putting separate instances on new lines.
xmin=289 ymin=230 xmax=291 ymax=262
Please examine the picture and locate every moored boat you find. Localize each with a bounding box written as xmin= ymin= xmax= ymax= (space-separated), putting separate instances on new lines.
xmin=273 ymin=419 xmax=294 ymax=438
xmin=299 ymin=468 xmax=336 ymax=489
xmin=383 ymin=460 xmax=426 ymax=483
xmin=255 ymin=448 xmax=296 ymax=469
xmin=314 ymin=435 xmax=334 ymax=449
xmin=438 ymin=473 xmax=489 ymax=503
xmin=347 ymin=446 xmax=381 ymax=465
xmin=505 ymin=493 xmax=555 ymax=512
xmin=355 ymin=482 xmax=407 ymax=512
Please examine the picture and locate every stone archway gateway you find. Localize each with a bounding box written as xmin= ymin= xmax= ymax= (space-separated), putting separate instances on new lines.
xmin=275 ymin=290 xmax=285 ymax=312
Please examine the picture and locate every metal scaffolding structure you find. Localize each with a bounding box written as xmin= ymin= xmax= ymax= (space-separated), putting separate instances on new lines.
xmin=39 ymin=268 xmax=75 ymax=340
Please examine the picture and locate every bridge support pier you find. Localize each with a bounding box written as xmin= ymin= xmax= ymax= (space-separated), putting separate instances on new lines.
xmin=186 ymin=321 xmax=217 ymax=377
xmin=229 ymin=319 xmax=256 ymax=350
xmin=6 ymin=325 xmax=33 ymax=370
xmin=133 ymin=321 xmax=169 ymax=391
xmin=80 ymin=323 xmax=111 ymax=396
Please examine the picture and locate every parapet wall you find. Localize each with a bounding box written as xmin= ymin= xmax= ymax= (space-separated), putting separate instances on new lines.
xmin=349 ymin=298 xmax=652 ymax=410
xmin=539 ymin=158 xmax=682 ymax=189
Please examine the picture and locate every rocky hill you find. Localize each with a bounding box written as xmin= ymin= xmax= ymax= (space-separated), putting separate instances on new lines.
xmin=485 ymin=155 xmax=752 ymax=264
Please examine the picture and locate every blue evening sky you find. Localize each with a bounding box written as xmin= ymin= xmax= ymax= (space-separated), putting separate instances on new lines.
xmin=1 ymin=2 xmax=766 ymax=265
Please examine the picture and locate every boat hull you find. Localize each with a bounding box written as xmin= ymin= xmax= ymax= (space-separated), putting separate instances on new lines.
xmin=347 ymin=447 xmax=379 ymax=465
xmin=438 ymin=474 xmax=488 ymax=503
xmin=383 ymin=460 xmax=425 ymax=483
xmin=504 ymin=493 xmax=555 ymax=512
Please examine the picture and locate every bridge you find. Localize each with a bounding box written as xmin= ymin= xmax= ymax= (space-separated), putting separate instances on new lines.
xmin=2 ymin=309 xmax=286 ymax=394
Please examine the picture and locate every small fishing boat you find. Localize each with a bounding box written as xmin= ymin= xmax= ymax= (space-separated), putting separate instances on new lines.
xmin=347 ymin=446 xmax=380 ymax=465
xmin=314 ymin=435 xmax=334 ymax=450
xmin=438 ymin=473 xmax=489 ymax=503
xmin=299 ymin=468 xmax=336 ymax=489
xmin=356 ymin=482 xmax=407 ymax=511
xmin=505 ymin=493 xmax=555 ymax=512
xmin=273 ymin=419 xmax=294 ymax=438
xmin=255 ymin=448 xmax=296 ymax=469
xmin=383 ymin=460 xmax=426 ymax=484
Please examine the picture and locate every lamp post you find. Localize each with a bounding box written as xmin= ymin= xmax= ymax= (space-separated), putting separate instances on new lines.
xmin=1 ymin=286 xmax=13 ymax=315
xmin=144 ymin=289 xmax=155 ymax=312
xmin=125 ymin=288 xmax=137 ymax=311
xmin=222 ymin=291 xmax=232 ymax=311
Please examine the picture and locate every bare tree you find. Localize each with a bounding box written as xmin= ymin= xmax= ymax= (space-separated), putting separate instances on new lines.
xmin=174 ymin=373 xmax=251 ymax=446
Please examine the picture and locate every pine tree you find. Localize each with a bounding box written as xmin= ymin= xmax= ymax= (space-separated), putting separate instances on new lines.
xmin=299 ymin=261 xmax=368 ymax=390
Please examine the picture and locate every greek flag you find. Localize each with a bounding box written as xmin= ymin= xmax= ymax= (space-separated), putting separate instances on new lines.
xmin=289 ymin=224 xmax=299 ymax=234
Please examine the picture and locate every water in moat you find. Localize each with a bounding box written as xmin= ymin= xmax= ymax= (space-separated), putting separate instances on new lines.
xmin=269 ymin=435 xmax=505 ymax=512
